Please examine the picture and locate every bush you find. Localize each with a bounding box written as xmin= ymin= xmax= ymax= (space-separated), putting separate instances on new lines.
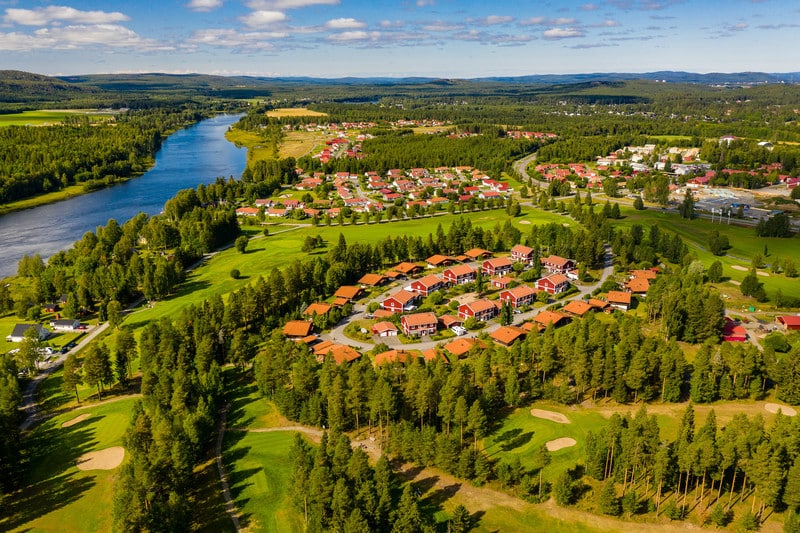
xmin=764 ymin=331 xmax=791 ymax=353
xmin=600 ymin=279 xmax=619 ymax=292
xmin=664 ymin=500 xmax=685 ymax=520
xmin=230 ymin=269 xmax=240 ymax=279
xmin=710 ymin=503 xmax=732 ymax=527
xmin=735 ymin=510 xmax=759 ymax=532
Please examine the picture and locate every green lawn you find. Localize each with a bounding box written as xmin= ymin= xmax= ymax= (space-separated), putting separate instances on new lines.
xmin=222 ymin=430 xmax=305 ymax=533
xmin=484 ymin=404 xmax=608 ymax=479
xmin=2 ymin=397 xmax=136 ymax=533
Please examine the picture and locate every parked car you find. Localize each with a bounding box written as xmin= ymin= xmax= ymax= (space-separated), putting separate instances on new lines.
xmin=451 ymin=325 xmax=467 ymax=336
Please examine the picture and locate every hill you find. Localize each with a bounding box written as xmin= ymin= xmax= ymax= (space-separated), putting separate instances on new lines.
xmin=0 ymin=70 xmax=100 ymax=104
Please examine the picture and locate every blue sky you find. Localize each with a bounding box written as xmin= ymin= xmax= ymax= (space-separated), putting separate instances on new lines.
xmin=2 ymin=0 xmax=799 ymax=78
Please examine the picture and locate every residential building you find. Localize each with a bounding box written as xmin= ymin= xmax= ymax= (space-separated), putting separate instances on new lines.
xmin=510 ymin=244 xmax=535 ymax=264
xmin=382 ymin=290 xmax=420 ymax=314
xmin=482 ymin=257 xmax=513 ymax=276
xmin=499 ymin=285 xmax=537 ymax=308
xmin=541 ymin=255 xmax=575 ymax=273
xmin=443 ymin=264 xmax=477 ymax=285
xmin=401 ymin=312 xmax=438 ymax=337
xmin=536 ymin=274 xmax=570 ymax=295
xmin=607 ymin=291 xmax=632 ymax=311
xmin=458 ymin=299 xmax=498 ymax=321
xmin=409 ymin=274 xmax=447 ymax=296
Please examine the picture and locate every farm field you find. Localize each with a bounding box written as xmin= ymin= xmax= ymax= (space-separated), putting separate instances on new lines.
xmin=266 ymin=107 xmax=328 ymax=118
xmin=1 ymin=396 xmax=135 ymax=533
xmin=0 ymin=109 xmax=114 ymax=127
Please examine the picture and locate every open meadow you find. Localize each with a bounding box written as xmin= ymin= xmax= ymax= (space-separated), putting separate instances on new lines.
xmin=0 ymin=110 xmax=115 ymax=127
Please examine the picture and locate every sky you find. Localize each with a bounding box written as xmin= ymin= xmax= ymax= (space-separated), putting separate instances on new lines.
xmin=2 ymin=0 xmax=800 ymax=78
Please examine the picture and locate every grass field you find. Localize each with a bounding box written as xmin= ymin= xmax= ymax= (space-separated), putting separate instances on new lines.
xmin=2 ymin=397 xmax=135 ymax=533
xmin=0 ymin=110 xmax=114 ymax=127
xmin=266 ymin=108 xmax=328 ymax=118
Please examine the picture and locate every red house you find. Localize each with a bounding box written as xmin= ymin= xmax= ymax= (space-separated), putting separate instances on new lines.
xmin=510 ymin=244 xmax=535 ymax=264
xmin=458 ymin=299 xmax=498 ymax=321
xmin=401 ymin=312 xmax=438 ymax=337
xmin=499 ymin=285 xmax=537 ymax=308
xmin=541 ymin=255 xmax=575 ymax=274
xmin=776 ymin=316 xmax=800 ymax=331
xmin=443 ymin=264 xmax=477 ymax=285
xmin=409 ymin=274 xmax=447 ymax=296
xmin=536 ymin=274 xmax=570 ymax=295
xmin=722 ymin=318 xmax=747 ymax=342
xmin=382 ymin=290 xmax=420 ymax=313
xmin=606 ymin=290 xmax=632 ymax=311
xmin=482 ymin=257 xmax=513 ymax=277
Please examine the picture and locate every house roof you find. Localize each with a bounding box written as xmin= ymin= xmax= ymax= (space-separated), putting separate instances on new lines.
xmin=484 ymin=257 xmax=512 ymax=269
xmin=358 ymin=273 xmax=386 ymax=286
xmin=303 ymin=302 xmax=332 ymax=316
xmin=502 ymin=285 xmax=537 ymax=300
xmin=511 ymin=244 xmax=534 ymax=256
xmin=283 ymin=320 xmax=313 ymax=337
xmin=492 ymin=276 xmax=513 ymax=287
xmin=607 ymin=291 xmax=632 ymax=304
xmin=626 ymin=278 xmax=650 ymax=293
xmin=540 ymin=273 xmax=569 ymax=286
xmin=534 ymin=310 xmax=569 ymax=328
xmin=384 ymin=270 xmax=401 ymax=279
xmin=334 ymin=285 xmax=363 ymax=300
xmin=444 ymin=264 xmax=476 ymax=277
xmin=438 ymin=315 xmax=463 ymax=328
xmin=8 ymin=323 xmax=48 ymax=339
xmin=394 ymin=262 xmax=422 ymax=274
xmin=385 ymin=289 xmax=418 ymax=305
xmin=777 ymin=316 xmax=800 ymax=327
xmin=444 ymin=338 xmax=485 ymax=357
xmin=413 ymin=274 xmax=444 ymax=288
xmin=316 ymin=343 xmax=362 ymax=364
xmin=332 ymin=297 xmax=350 ymax=307
xmin=375 ymin=349 xmax=413 ymax=366
xmin=426 ymin=254 xmax=455 ymax=266
xmin=461 ymin=299 xmax=496 ymax=314
xmin=630 ymin=269 xmax=657 ymax=280
xmin=588 ymin=298 xmax=610 ymax=310
xmin=465 ymin=248 xmax=492 ymax=259
xmin=422 ymin=349 xmax=448 ymax=363
xmin=563 ymin=300 xmax=593 ymax=317
xmin=371 ymin=321 xmax=398 ymax=334
xmin=490 ymin=326 xmax=527 ymax=346
xmin=401 ymin=312 xmax=438 ymax=327
xmin=541 ymin=255 xmax=573 ymax=267
xmin=373 ymin=309 xmax=396 ymax=318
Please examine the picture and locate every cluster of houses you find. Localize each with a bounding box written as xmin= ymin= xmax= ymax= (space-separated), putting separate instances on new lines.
xmin=5 ymin=318 xmax=83 ymax=343
xmin=236 ymin=165 xmax=514 ymax=221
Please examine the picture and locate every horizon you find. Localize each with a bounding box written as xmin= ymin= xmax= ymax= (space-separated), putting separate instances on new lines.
xmin=3 ymin=0 xmax=800 ymax=78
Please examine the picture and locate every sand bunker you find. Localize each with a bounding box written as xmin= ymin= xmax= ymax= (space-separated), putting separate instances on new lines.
xmin=531 ymin=409 xmax=570 ymax=424
xmin=765 ymin=403 xmax=798 ymax=417
xmin=546 ymin=437 xmax=577 ymax=451
xmin=731 ymin=265 xmax=748 ymax=272
xmin=519 ymin=220 xmax=531 ymax=225
xmin=729 ymin=280 xmax=741 ymax=286
xmin=757 ymin=271 xmax=769 ymax=277
xmin=76 ymin=446 xmax=125 ymax=471
xmin=62 ymin=413 xmax=91 ymax=428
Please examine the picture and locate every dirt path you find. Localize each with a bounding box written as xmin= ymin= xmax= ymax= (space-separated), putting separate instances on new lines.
xmin=216 ymin=405 xmax=242 ymax=532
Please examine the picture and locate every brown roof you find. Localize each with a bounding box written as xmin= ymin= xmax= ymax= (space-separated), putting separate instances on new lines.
xmin=385 ymin=289 xmax=417 ymax=305
xmin=384 ymin=270 xmax=401 ymax=279
xmin=534 ymin=310 xmax=569 ymax=328
xmin=607 ymin=291 xmax=632 ymax=304
xmin=334 ymin=285 xmax=363 ymax=300
xmin=371 ymin=321 xmax=398 ymax=334
xmin=511 ymin=244 xmax=534 ymax=256
xmin=445 ymin=264 xmax=476 ymax=277
xmin=461 ymin=299 xmax=496 ymax=314
xmin=439 ymin=315 xmax=463 ymax=328
xmin=541 ymin=273 xmax=569 ymax=286
xmin=359 ymin=273 xmax=386 ymax=286
xmin=562 ymin=300 xmax=593 ymax=317
xmin=490 ymin=326 xmax=527 ymax=346
xmin=588 ymin=298 xmax=610 ymax=310
xmin=373 ymin=309 xmax=396 ymax=318
xmin=444 ymin=338 xmax=485 ymax=357
xmin=492 ymin=276 xmax=513 ymax=286
xmin=401 ymin=312 xmax=438 ymax=327
xmin=626 ymin=278 xmax=650 ymax=293
xmin=283 ymin=320 xmax=313 ymax=337
xmin=332 ymin=297 xmax=350 ymax=307
xmin=303 ymin=302 xmax=332 ymax=316
xmin=375 ymin=349 xmax=413 ymax=366
xmin=315 ymin=343 xmax=362 ymax=364
xmin=465 ymin=248 xmax=492 ymax=259
xmin=422 ymin=349 xmax=448 ymax=363
xmin=503 ymin=285 xmax=537 ymax=300
xmin=394 ymin=262 xmax=422 ymax=274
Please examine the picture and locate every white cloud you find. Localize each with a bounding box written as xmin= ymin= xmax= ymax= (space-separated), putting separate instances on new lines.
xmin=581 ymin=3 xmax=600 ymax=10
xmin=423 ymin=21 xmax=464 ymax=31
xmin=241 ymin=10 xmax=287 ymax=27
xmin=325 ymin=17 xmax=365 ymax=29
xmin=484 ymin=15 xmax=513 ymax=25
xmin=186 ymin=0 xmax=223 ymax=12
xmin=543 ymin=27 xmax=584 ymax=39
xmin=552 ymin=17 xmax=576 ymax=25
xmin=520 ymin=16 xmax=547 ymax=26
xmin=4 ymin=6 xmax=129 ymax=26
xmin=416 ymin=0 xmax=435 ymax=6
xmin=520 ymin=16 xmax=574 ymax=26
xmin=247 ymin=0 xmax=339 ymax=8
xmin=187 ymin=28 xmax=286 ymax=49
xmin=327 ymin=30 xmax=380 ymax=42
xmin=0 ymin=23 xmax=167 ymax=51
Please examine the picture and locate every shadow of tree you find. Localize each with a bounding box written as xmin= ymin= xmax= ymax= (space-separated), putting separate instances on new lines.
xmin=501 ymin=431 xmax=534 ymax=452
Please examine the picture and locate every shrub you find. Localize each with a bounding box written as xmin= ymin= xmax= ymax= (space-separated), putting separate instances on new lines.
xmin=230 ymin=269 xmax=240 ymax=279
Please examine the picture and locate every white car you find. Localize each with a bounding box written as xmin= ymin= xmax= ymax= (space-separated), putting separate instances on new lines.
xmin=451 ymin=325 xmax=467 ymax=336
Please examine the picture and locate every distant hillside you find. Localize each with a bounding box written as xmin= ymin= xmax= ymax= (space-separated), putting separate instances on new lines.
xmin=475 ymin=71 xmax=800 ymax=85
xmin=0 ymin=70 xmax=100 ymax=104
xmin=59 ymin=73 xmax=275 ymax=97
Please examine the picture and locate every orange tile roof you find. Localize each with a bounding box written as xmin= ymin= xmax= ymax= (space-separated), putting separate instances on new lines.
xmin=562 ymin=300 xmax=592 ymax=316
xmin=630 ymin=269 xmax=657 ymax=280
xmin=462 ymin=299 xmax=496 ymax=314
xmin=626 ymin=278 xmax=650 ymax=293
xmin=607 ymin=291 xmax=632 ymax=304
xmin=465 ymin=248 xmax=492 ymax=259
xmin=542 ymin=255 xmax=573 ymax=267
xmin=373 ymin=309 xmax=396 ymax=318
xmin=444 ymin=338 xmax=485 ymax=357
xmin=394 ymin=262 xmax=421 ymax=274
xmin=511 ymin=244 xmax=534 ymax=255
xmin=414 ymin=274 xmax=444 ymax=288
xmin=371 ymin=321 xmax=398 ymax=335
xmin=375 ymin=349 xmax=413 ymax=366
xmin=303 ymin=302 xmax=332 ymax=316
xmin=402 ymin=312 xmax=437 ymax=327
xmin=445 ymin=264 xmax=476 ymax=277
xmin=490 ymin=326 xmax=527 ymax=345
xmin=332 ymin=297 xmax=350 ymax=307
xmin=385 ymin=289 xmax=417 ymax=305
xmin=422 ymin=349 xmax=448 ymax=363
xmin=438 ymin=315 xmax=463 ymax=328
xmin=384 ymin=270 xmax=401 ymax=278
xmin=542 ymin=273 xmax=569 ymax=285
xmin=588 ymin=298 xmax=610 ymax=309
xmin=334 ymin=285 xmax=363 ymax=300
xmin=426 ymin=254 xmax=455 ymax=265
xmin=283 ymin=320 xmax=313 ymax=337
xmin=358 ymin=273 xmax=386 ymax=286
xmin=503 ymin=285 xmax=537 ymax=299
xmin=534 ymin=310 xmax=569 ymax=327
xmin=484 ymin=257 xmax=512 ymax=268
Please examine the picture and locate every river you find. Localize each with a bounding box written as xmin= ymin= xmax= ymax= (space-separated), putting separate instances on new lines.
xmin=0 ymin=114 xmax=246 ymax=278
